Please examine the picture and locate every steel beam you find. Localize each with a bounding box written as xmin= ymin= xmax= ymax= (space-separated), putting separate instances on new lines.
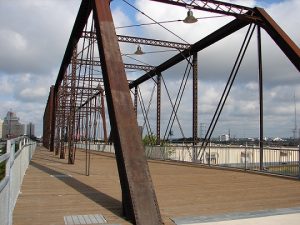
xmin=99 ymin=89 xmax=108 ymax=143
xmin=118 ymin=34 xmax=190 ymax=50
xmin=68 ymin=46 xmax=77 ymax=164
xmin=193 ymin=53 xmax=198 ymax=147
xmin=134 ymin=87 xmax=138 ymax=117
xmin=92 ymin=0 xmax=162 ymax=224
xmin=77 ymin=58 xmax=156 ymax=71
xmin=43 ymin=85 xmax=54 ymax=149
xmin=60 ymin=73 xmax=68 ymax=159
xmin=257 ymin=26 xmax=264 ymax=170
xmin=150 ymin=0 xmax=259 ymax=21
xmin=54 ymin=1 xmax=92 ymax=93
xmin=50 ymin=85 xmax=56 ymax=152
xmin=82 ymin=31 xmax=190 ymax=50
xmin=156 ymin=74 xmax=161 ymax=145
xmin=255 ymin=8 xmax=300 ymax=71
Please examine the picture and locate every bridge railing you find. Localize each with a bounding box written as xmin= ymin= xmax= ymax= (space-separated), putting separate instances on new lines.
xmin=0 ymin=137 xmax=36 ymax=225
xmin=146 ymin=144 xmax=300 ymax=178
xmin=76 ymin=142 xmax=300 ymax=179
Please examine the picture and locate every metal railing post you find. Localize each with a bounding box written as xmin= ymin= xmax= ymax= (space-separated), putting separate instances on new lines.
xmin=7 ymin=140 xmax=13 ymax=225
xmin=298 ymin=144 xmax=300 ymax=179
xmin=244 ymin=143 xmax=247 ymax=171
xmin=208 ymin=142 xmax=211 ymax=166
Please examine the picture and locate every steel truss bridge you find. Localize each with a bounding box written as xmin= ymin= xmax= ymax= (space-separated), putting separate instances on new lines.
xmin=42 ymin=0 xmax=300 ymax=224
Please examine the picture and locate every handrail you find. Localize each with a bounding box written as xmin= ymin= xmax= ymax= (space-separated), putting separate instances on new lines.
xmin=0 ymin=136 xmax=37 ymax=225
xmin=75 ymin=142 xmax=300 ymax=179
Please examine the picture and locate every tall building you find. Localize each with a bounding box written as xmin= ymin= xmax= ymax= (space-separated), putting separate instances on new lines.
xmin=26 ymin=122 xmax=35 ymax=137
xmin=0 ymin=119 xmax=3 ymax=139
xmin=2 ymin=111 xmax=25 ymax=139
xmin=219 ymin=134 xmax=230 ymax=142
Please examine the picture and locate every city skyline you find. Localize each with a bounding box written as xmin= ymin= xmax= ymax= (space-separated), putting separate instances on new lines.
xmin=0 ymin=110 xmax=36 ymax=139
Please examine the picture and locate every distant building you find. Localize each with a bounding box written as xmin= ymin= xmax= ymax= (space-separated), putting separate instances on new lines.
xmin=26 ymin=122 xmax=35 ymax=137
xmin=219 ymin=134 xmax=230 ymax=142
xmin=2 ymin=111 xmax=25 ymax=139
xmin=273 ymin=137 xmax=283 ymax=142
xmin=0 ymin=119 xmax=3 ymax=139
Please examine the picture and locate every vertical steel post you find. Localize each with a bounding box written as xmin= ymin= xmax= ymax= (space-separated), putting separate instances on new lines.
xmin=50 ymin=86 xmax=56 ymax=152
xmin=43 ymin=86 xmax=54 ymax=149
xmin=92 ymin=1 xmax=162 ymax=224
xmin=134 ymin=86 xmax=138 ymax=117
xmin=193 ymin=53 xmax=198 ymax=161
xmin=100 ymin=88 xmax=108 ymax=143
xmin=298 ymin=144 xmax=300 ymax=179
xmin=156 ymin=74 xmax=161 ymax=146
xmin=6 ymin=140 xmax=12 ymax=225
xmin=60 ymin=73 xmax=68 ymax=159
xmin=55 ymin=98 xmax=61 ymax=156
xmin=257 ymin=26 xmax=264 ymax=171
xmin=68 ymin=46 xmax=77 ymax=164
xmin=43 ymin=113 xmax=47 ymax=148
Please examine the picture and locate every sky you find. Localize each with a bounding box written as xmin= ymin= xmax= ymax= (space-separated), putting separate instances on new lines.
xmin=0 ymin=0 xmax=299 ymax=139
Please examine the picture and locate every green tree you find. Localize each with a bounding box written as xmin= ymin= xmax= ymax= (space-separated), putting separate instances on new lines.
xmin=142 ymin=134 xmax=157 ymax=146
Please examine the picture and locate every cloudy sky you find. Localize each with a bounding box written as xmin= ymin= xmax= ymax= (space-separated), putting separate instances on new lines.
xmin=0 ymin=0 xmax=299 ymax=139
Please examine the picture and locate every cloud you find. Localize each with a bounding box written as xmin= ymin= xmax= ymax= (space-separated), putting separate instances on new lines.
xmin=133 ymin=0 xmax=299 ymax=83
xmin=0 ymin=0 xmax=80 ymax=75
xmin=18 ymin=87 xmax=48 ymax=102
xmin=0 ymin=0 xmax=298 ymax=139
xmin=0 ymin=0 xmax=82 ymax=135
xmin=0 ymin=76 xmax=14 ymax=94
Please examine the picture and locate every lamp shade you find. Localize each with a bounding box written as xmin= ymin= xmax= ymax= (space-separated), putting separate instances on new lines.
xmin=183 ymin=9 xmax=197 ymax=24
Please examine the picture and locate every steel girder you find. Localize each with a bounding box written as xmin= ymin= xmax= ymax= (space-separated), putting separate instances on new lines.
xmin=50 ymin=0 xmax=162 ymax=224
xmin=92 ymin=1 xmax=162 ymax=224
xmin=77 ymin=58 xmax=156 ymax=71
xmin=150 ymin=0 xmax=259 ymax=21
xmin=43 ymin=85 xmax=54 ymax=149
xmin=82 ymin=31 xmax=190 ymax=50
xmin=254 ymin=8 xmax=299 ymax=71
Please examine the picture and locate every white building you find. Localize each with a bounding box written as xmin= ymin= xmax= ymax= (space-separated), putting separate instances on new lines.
xmin=273 ymin=137 xmax=283 ymax=142
xmin=26 ymin=122 xmax=35 ymax=137
xmin=0 ymin=119 xmax=3 ymax=139
xmin=2 ymin=111 xmax=25 ymax=139
xmin=219 ymin=134 xmax=230 ymax=142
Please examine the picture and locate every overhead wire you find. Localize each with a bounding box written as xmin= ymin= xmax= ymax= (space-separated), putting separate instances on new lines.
xmin=121 ymin=0 xmax=190 ymax=45
xmin=115 ymin=15 xmax=227 ymax=29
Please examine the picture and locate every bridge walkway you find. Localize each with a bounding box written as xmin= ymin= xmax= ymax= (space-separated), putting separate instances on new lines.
xmin=13 ymin=146 xmax=300 ymax=225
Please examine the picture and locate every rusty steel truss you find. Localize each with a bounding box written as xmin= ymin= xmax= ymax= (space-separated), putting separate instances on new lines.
xmin=43 ymin=0 xmax=299 ymax=224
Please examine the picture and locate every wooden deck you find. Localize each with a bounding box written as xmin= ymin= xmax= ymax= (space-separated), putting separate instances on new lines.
xmin=13 ymin=146 xmax=300 ymax=225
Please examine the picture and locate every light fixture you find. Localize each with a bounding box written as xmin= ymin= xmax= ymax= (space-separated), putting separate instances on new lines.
xmin=134 ymin=45 xmax=144 ymax=55
xmin=183 ymin=9 xmax=198 ymax=24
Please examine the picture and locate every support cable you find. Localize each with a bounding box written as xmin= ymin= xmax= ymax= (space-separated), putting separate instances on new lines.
xmin=162 ymin=60 xmax=191 ymax=142
xmin=137 ymin=87 xmax=154 ymax=137
xmin=121 ymin=0 xmax=190 ymax=45
xmin=142 ymin=83 xmax=157 ymax=143
xmin=121 ymin=0 xmax=197 ymax=71
xmin=161 ymin=65 xmax=194 ymax=160
xmin=197 ymin=24 xmax=256 ymax=161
